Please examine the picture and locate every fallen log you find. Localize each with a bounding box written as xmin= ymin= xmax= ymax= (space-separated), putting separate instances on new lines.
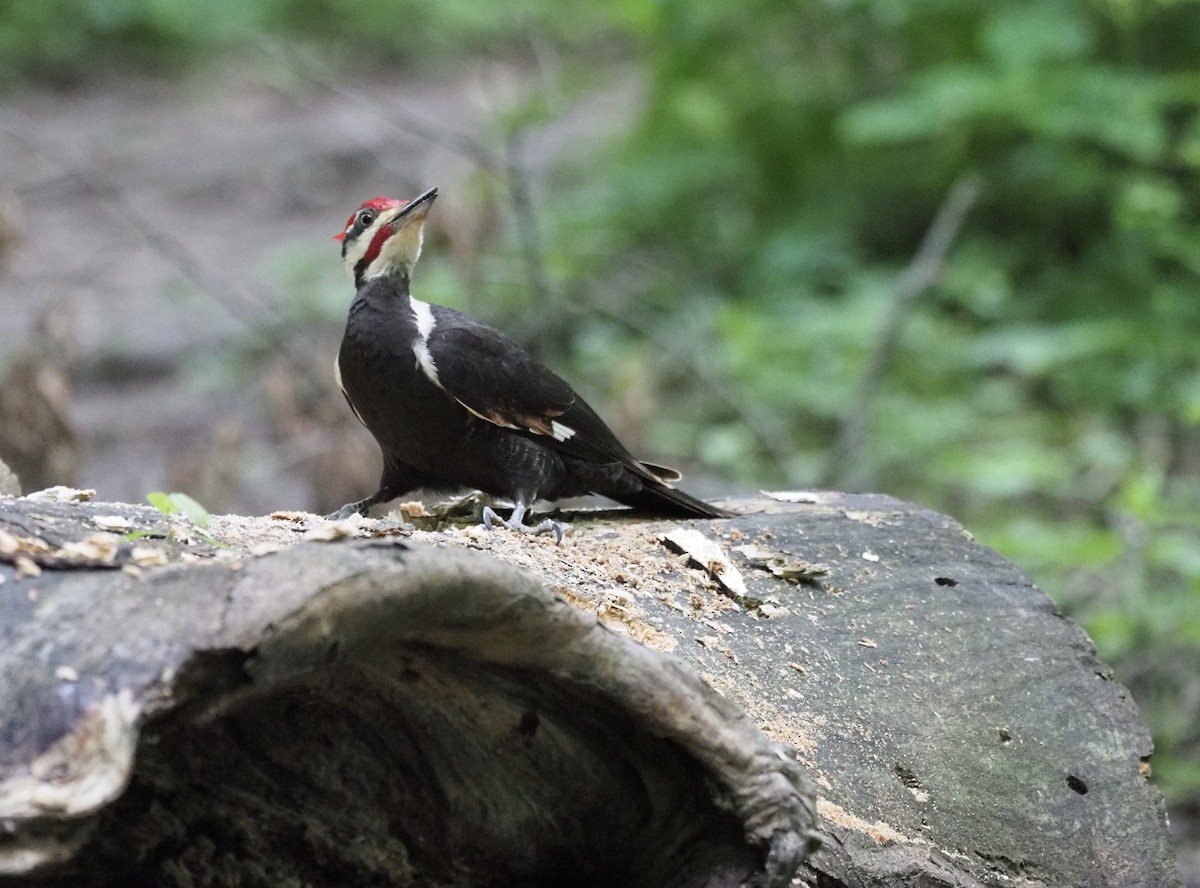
xmin=0 ymin=491 xmax=1181 ymax=887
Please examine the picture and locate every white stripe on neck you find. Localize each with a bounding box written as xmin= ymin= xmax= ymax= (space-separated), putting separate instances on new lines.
xmin=409 ymin=296 xmax=442 ymax=388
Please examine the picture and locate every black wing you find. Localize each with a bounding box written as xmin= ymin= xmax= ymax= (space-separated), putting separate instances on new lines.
xmin=424 ymin=308 xmax=671 ymax=482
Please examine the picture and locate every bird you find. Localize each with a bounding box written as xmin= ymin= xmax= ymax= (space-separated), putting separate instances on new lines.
xmin=327 ymin=186 xmax=732 ymax=538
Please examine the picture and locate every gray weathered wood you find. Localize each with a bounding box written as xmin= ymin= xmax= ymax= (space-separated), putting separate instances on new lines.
xmin=0 ymin=491 xmax=1181 ymax=887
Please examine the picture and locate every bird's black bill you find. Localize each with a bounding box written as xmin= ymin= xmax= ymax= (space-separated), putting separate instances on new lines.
xmin=393 ymin=187 xmax=438 ymax=222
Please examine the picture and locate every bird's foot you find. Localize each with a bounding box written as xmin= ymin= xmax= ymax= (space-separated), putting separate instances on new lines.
xmin=482 ymin=505 xmax=564 ymax=544
xmin=324 ymin=487 xmax=406 ymax=521
xmin=324 ymin=497 xmax=376 ymax=521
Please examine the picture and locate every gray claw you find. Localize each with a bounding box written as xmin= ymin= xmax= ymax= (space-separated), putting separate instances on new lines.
xmin=482 ymin=506 xmax=564 ymax=544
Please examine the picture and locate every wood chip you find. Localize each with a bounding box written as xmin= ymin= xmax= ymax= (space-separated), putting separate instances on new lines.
xmin=661 ymin=528 xmax=747 ymax=599
xmin=397 ymin=501 xmax=429 ymax=518
xmin=761 ymin=490 xmax=821 ymax=503
xmin=23 ymin=486 xmax=96 ymax=503
xmin=757 ymin=603 xmax=792 ymax=619
xmin=843 ymin=510 xmax=901 ymax=527
xmin=773 ymin=561 xmax=828 ymax=581
xmin=131 ymin=546 xmax=169 ymax=567
xmin=269 ymin=511 xmax=310 ymax=523
xmin=303 ymin=519 xmax=365 ymax=541
xmin=92 ymin=515 xmax=134 ymax=532
xmin=57 ymin=534 xmax=120 ymax=563
xmin=733 ymin=543 xmax=828 ymax=584
xmin=732 ymin=543 xmax=773 ymax=562
xmin=0 ymin=529 xmax=54 ymax=558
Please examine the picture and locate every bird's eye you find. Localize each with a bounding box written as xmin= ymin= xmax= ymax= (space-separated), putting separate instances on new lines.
xmin=358 ymin=211 xmax=375 ymax=227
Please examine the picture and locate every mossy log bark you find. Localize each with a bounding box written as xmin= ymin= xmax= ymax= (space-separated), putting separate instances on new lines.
xmin=0 ymin=492 xmax=1181 ymax=887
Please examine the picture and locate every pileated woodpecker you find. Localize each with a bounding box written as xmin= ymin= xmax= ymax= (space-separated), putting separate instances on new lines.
xmin=327 ymin=187 xmax=731 ymax=537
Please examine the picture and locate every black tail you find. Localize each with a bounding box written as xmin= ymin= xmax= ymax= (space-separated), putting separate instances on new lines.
xmin=615 ymin=481 xmax=734 ymax=519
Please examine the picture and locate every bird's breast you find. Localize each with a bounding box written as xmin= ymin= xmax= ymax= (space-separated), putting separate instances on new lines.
xmin=335 ymin=287 xmax=567 ymax=500
xmin=338 ymin=299 xmax=464 ymax=448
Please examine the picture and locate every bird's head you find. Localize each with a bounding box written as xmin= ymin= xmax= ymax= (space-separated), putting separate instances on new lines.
xmin=335 ymin=187 xmax=438 ymax=287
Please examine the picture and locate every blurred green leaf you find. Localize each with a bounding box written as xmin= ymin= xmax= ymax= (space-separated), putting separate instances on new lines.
xmin=147 ymin=491 xmax=211 ymax=527
xmin=981 ymin=3 xmax=1092 ymax=68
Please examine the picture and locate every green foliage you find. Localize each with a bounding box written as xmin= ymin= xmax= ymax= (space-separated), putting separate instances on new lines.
xmin=142 ymin=491 xmax=229 ymax=550
xmin=0 ymin=0 xmax=265 ymax=82
xmin=524 ymin=0 xmax=1200 ymax=811
xmin=0 ymin=0 xmax=628 ymax=87
xmin=5 ymin=0 xmax=1198 ymax=832
xmin=147 ymin=490 xmax=211 ymax=527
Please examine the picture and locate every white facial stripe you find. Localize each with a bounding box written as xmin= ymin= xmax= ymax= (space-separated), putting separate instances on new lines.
xmin=341 ymin=222 xmax=375 ymax=281
xmin=409 ymin=297 xmax=442 ymax=388
xmin=362 ymin=210 xmax=426 ymax=282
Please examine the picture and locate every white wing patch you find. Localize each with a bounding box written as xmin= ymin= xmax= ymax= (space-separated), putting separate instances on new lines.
xmin=549 ymin=420 xmax=576 ymax=441
xmin=409 ymin=297 xmax=443 ymax=389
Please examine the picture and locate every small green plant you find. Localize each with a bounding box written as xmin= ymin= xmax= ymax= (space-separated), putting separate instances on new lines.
xmin=146 ymin=491 xmax=211 ymax=527
xmin=127 ymin=491 xmax=226 ymax=551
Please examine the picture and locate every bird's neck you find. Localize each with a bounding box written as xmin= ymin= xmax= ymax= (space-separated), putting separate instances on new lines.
xmin=347 ymin=273 xmax=417 ymax=336
xmin=355 ymin=269 xmax=412 ymax=303
xmin=354 ymin=257 xmax=412 ymax=290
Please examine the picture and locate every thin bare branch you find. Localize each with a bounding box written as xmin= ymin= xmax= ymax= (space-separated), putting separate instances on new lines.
xmin=824 ymin=173 xmax=982 ymax=489
xmin=564 ymin=285 xmax=797 ymax=478
xmin=0 ymin=111 xmax=343 ymax=399
xmin=0 ymin=112 xmax=276 ymax=330
xmin=255 ymin=38 xmax=497 ymax=169
xmin=503 ymin=130 xmax=553 ymax=310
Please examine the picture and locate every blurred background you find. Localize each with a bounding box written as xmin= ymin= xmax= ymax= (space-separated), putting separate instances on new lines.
xmin=0 ymin=0 xmax=1197 ymax=878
